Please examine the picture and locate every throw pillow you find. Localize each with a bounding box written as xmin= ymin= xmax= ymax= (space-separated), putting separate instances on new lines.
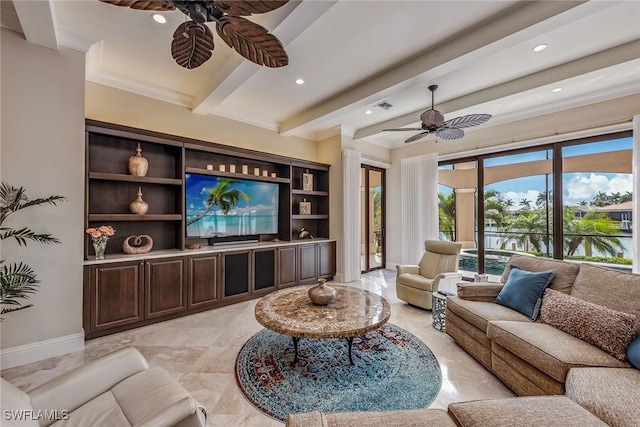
xmin=627 ymin=335 xmax=640 ymax=369
xmin=540 ymin=288 xmax=637 ymax=362
xmin=494 ymin=266 xmax=555 ymax=320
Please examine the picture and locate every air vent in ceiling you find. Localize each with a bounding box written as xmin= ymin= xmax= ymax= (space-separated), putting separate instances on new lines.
xmin=376 ymin=101 xmax=393 ymax=110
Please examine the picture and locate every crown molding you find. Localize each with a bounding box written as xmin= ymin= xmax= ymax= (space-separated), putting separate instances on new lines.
xmin=211 ymin=107 xmax=280 ymax=132
xmin=58 ymin=25 xmax=99 ymax=52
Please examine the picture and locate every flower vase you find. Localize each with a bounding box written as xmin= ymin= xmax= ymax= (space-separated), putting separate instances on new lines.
xmin=93 ymin=239 xmax=107 ymax=260
xmin=308 ymin=278 xmax=336 ymax=305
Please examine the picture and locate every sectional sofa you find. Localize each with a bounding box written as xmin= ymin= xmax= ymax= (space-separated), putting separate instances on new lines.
xmin=287 ymin=255 xmax=640 ymax=426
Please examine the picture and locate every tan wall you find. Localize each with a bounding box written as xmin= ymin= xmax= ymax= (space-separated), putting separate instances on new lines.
xmin=0 ymin=29 xmax=85 ymax=349
xmin=86 ymin=82 xmax=319 ymax=162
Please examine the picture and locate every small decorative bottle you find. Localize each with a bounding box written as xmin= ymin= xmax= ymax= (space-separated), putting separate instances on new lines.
xmin=128 ymin=143 xmax=148 ymax=177
xmin=308 ymin=278 xmax=336 ymax=305
xmin=129 ymin=187 xmax=149 ymax=215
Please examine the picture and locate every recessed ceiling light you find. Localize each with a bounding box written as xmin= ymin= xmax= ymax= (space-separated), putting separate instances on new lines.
xmin=365 ymin=110 xmax=372 ymax=115
xmin=295 ymin=78 xmax=304 ymax=85
xmin=552 ymin=87 xmax=563 ymax=93
xmin=533 ymin=43 xmax=547 ymax=52
xmin=152 ymin=13 xmax=167 ymax=24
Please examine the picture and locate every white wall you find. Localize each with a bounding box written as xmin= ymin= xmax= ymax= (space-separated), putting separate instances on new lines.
xmin=0 ymin=29 xmax=86 ymax=360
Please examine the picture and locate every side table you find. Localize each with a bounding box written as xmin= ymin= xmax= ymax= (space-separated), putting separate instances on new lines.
xmin=432 ymin=291 xmax=451 ymax=332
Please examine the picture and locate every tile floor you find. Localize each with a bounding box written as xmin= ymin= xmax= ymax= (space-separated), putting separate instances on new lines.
xmin=1 ymin=270 xmax=515 ymax=426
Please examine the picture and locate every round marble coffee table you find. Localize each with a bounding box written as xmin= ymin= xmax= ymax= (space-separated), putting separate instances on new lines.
xmin=255 ymin=284 xmax=391 ymax=365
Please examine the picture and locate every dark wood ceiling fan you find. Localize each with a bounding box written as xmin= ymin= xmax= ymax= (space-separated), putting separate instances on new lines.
xmin=383 ymin=85 xmax=491 ymax=143
xmin=99 ymin=0 xmax=289 ymax=69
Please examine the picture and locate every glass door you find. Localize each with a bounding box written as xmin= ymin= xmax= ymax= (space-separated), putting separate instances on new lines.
xmin=361 ymin=165 xmax=385 ymax=272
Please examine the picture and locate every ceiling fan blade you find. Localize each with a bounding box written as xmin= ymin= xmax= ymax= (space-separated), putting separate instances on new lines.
xmin=444 ymin=114 xmax=491 ymax=129
xmin=214 ymin=0 xmax=289 ymax=16
xmin=436 ymin=128 xmax=465 ymax=140
xmin=98 ymin=0 xmax=175 ymax=11
xmin=420 ymin=109 xmax=444 ymax=126
xmin=404 ymin=132 xmax=431 ymax=143
xmin=216 ymin=16 xmax=288 ymax=67
xmin=382 ymin=128 xmax=423 ymax=132
xmin=171 ymin=21 xmax=215 ymax=69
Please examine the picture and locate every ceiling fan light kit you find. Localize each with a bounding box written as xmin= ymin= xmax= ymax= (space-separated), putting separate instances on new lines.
xmin=100 ymin=0 xmax=289 ymax=69
xmin=383 ymin=84 xmax=491 ymax=143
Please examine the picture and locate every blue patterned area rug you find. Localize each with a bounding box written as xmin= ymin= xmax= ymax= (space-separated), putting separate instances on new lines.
xmin=235 ymin=323 xmax=442 ymax=421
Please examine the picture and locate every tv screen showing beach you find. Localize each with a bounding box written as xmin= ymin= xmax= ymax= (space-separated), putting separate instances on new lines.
xmin=185 ymin=174 xmax=279 ymax=238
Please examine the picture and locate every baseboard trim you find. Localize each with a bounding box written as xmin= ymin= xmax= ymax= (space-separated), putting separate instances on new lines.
xmin=386 ymin=262 xmax=399 ymax=271
xmin=1 ymin=332 xmax=85 ymax=370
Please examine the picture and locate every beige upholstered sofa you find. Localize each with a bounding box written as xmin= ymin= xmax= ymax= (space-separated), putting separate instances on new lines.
xmin=446 ymin=254 xmax=640 ymax=395
xmin=286 ymin=255 xmax=640 ymax=426
xmin=1 ymin=347 xmax=206 ymax=427
xmin=396 ymin=240 xmax=462 ymax=309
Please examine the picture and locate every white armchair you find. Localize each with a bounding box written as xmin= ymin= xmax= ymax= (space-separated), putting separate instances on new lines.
xmin=1 ymin=347 xmax=206 ymax=427
xmin=396 ymin=240 xmax=462 ymax=309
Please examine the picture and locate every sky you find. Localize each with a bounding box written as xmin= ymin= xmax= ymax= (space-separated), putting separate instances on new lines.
xmin=441 ymin=137 xmax=633 ymax=209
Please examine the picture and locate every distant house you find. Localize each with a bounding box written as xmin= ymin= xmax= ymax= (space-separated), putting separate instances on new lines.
xmin=574 ymin=202 xmax=632 ymax=230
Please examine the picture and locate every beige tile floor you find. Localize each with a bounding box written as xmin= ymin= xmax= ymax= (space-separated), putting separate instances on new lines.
xmin=1 ymin=270 xmax=514 ymax=426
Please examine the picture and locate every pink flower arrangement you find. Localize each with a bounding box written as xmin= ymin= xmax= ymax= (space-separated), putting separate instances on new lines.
xmin=85 ymin=225 xmax=115 ymax=244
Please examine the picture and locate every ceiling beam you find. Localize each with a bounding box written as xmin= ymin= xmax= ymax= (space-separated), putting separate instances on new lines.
xmin=12 ymin=0 xmax=59 ymax=50
xmin=278 ymin=1 xmax=587 ymax=136
xmin=354 ymin=39 xmax=640 ymax=140
xmin=191 ymin=0 xmax=337 ymax=115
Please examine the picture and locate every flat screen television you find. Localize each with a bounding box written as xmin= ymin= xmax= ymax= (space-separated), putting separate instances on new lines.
xmin=185 ymin=173 xmax=279 ymax=239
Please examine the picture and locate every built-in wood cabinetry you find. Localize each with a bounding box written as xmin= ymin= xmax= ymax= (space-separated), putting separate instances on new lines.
xmin=83 ymin=121 xmax=336 ymax=339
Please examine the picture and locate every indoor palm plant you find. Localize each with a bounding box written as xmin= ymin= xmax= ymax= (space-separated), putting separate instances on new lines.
xmin=0 ymin=182 xmax=65 ymax=319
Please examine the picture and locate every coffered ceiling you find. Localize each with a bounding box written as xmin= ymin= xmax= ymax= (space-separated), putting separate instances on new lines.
xmin=4 ymin=1 xmax=640 ymax=150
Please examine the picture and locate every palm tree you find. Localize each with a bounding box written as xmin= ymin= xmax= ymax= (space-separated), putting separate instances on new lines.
xmin=186 ymin=179 xmax=250 ymax=232
xmin=502 ymin=210 xmax=547 ymax=253
xmin=438 ymin=191 xmax=456 ymax=240
xmin=563 ymin=209 xmax=623 ymax=257
xmin=484 ymin=189 xmax=511 ymax=230
xmin=1 ymin=183 xmax=66 ymax=319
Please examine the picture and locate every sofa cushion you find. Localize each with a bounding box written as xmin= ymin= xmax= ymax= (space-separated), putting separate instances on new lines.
xmin=566 ymin=367 xmax=640 ymax=427
xmin=397 ymin=273 xmax=433 ymax=291
xmin=540 ymin=289 xmax=636 ymax=361
xmin=446 ymin=297 xmax=529 ymax=333
xmin=111 ymin=367 xmax=200 ymax=426
xmin=628 ymin=335 xmax=640 ymax=369
xmin=52 ymin=391 xmax=131 ymax=427
xmin=487 ymin=321 xmax=629 ymax=383
xmin=448 ymin=396 xmax=607 ymax=427
xmin=456 ymin=282 xmax=504 ymax=302
xmin=501 ymin=255 xmax=579 ymax=294
xmin=0 ymin=379 xmax=39 ymax=427
xmin=286 ymin=411 xmax=328 ymax=427
xmin=495 ymin=267 xmax=554 ymax=320
xmin=325 ymin=409 xmax=456 ymax=426
xmin=571 ymin=263 xmax=640 ymax=334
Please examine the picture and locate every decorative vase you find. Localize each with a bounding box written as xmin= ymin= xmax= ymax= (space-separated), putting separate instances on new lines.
xmin=308 ymin=278 xmax=336 ymax=305
xmin=129 ymin=187 xmax=149 ymax=215
xmin=93 ymin=239 xmax=107 ymax=260
xmin=302 ymin=169 xmax=313 ymax=191
xmin=128 ymin=143 xmax=148 ymax=177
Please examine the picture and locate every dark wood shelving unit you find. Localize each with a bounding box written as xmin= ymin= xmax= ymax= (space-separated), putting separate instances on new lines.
xmin=83 ymin=120 xmax=336 ymax=340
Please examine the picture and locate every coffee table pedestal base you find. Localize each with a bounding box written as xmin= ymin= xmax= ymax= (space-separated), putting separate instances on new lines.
xmin=291 ymin=336 xmax=355 ymax=366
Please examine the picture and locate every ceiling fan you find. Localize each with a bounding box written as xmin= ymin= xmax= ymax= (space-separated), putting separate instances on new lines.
xmin=383 ymin=85 xmax=491 ymax=143
xmin=99 ymin=0 xmax=289 ymax=70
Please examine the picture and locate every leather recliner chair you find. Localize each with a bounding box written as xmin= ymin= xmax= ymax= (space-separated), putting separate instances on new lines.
xmin=1 ymin=347 xmax=206 ymax=427
xmin=396 ymin=240 xmax=462 ymax=310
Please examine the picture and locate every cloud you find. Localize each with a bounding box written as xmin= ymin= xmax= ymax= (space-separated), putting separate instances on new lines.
xmin=564 ymin=173 xmax=632 ymax=205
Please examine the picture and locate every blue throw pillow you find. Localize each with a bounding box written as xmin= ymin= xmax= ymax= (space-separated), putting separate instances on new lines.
xmin=628 ymin=335 xmax=640 ymax=369
xmin=494 ymin=266 xmax=555 ymax=320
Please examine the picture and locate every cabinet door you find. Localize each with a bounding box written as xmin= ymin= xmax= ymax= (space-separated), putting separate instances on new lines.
xmin=318 ymin=241 xmax=336 ymax=278
xmin=223 ymin=251 xmax=251 ymax=298
xmin=145 ymin=257 xmax=186 ymax=319
xmin=253 ymin=249 xmax=276 ymax=293
xmin=298 ymin=244 xmax=318 ymax=283
xmin=90 ymin=261 xmax=143 ymax=332
xmin=278 ymin=247 xmax=297 ymax=288
xmin=187 ymin=254 xmax=220 ymax=309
